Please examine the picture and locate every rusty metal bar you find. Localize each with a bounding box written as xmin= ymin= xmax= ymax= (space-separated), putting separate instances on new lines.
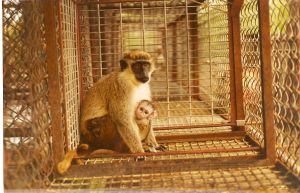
xmin=156 ymin=131 xmax=246 ymax=143
xmin=257 ymin=0 xmax=276 ymax=163
xmin=77 ymin=0 xmax=171 ymax=5
xmin=68 ymin=155 xmax=267 ymax=179
xmin=43 ymin=0 xmax=65 ymax=165
xmin=77 ymin=0 xmax=206 ymax=6
xmin=227 ymin=3 xmax=237 ymax=125
xmin=58 ymin=0 xmax=70 ymax=152
xmin=228 ymin=0 xmax=245 ymax=130
xmin=154 ymin=122 xmax=236 ymax=130
xmin=77 ymin=146 xmax=259 ymax=159
xmin=4 ymin=127 xmax=32 ymax=137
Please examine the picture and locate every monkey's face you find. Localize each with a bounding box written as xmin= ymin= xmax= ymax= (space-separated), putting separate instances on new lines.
xmin=131 ymin=60 xmax=152 ymax=83
xmin=135 ymin=101 xmax=157 ymax=120
xmin=120 ymin=50 xmax=155 ymax=84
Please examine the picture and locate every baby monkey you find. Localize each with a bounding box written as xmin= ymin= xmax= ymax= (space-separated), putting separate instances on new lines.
xmin=90 ymin=100 xmax=164 ymax=154
xmin=135 ymin=100 xmax=163 ymax=152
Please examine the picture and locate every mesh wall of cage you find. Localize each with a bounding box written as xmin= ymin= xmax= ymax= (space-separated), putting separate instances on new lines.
xmin=3 ymin=0 xmax=300 ymax=192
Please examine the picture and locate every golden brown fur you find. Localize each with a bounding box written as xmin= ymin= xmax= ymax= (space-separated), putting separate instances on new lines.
xmin=57 ymin=51 xmax=160 ymax=175
xmin=80 ymin=50 xmax=156 ymax=153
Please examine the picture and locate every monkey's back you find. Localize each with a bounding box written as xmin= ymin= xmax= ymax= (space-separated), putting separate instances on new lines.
xmin=81 ymin=72 xmax=120 ymax=122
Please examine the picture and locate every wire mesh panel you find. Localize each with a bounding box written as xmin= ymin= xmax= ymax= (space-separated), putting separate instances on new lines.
xmin=78 ymin=0 xmax=232 ymax=129
xmin=241 ymin=0 xmax=300 ymax=178
xmin=197 ymin=1 xmax=231 ymax=122
xmin=3 ymin=0 xmax=53 ymax=188
xmin=240 ymin=0 xmax=264 ymax=146
xmin=80 ymin=138 xmax=260 ymax=164
xmin=51 ymin=165 xmax=300 ymax=192
xmin=269 ymin=0 xmax=300 ymax=177
xmin=59 ymin=0 xmax=81 ymax=150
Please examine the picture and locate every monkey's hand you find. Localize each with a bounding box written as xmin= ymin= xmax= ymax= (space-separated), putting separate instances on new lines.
xmin=144 ymin=143 xmax=166 ymax=152
xmin=155 ymin=144 xmax=167 ymax=152
xmin=143 ymin=144 xmax=157 ymax=153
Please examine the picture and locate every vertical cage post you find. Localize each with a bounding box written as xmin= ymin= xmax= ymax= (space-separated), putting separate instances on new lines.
xmin=188 ymin=6 xmax=199 ymax=100
xmin=258 ymin=0 xmax=276 ymax=163
xmin=43 ymin=0 xmax=65 ymax=164
xmin=228 ymin=0 xmax=245 ymax=130
xmin=100 ymin=9 xmax=108 ymax=75
xmin=172 ymin=23 xmax=177 ymax=81
xmin=76 ymin=2 xmax=84 ymax=103
xmin=88 ymin=5 xmax=102 ymax=81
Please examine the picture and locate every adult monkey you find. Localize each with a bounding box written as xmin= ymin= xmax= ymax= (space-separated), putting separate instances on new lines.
xmin=80 ymin=50 xmax=156 ymax=153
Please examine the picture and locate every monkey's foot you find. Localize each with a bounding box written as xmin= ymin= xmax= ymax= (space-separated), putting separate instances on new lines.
xmin=78 ymin=143 xmax=89 ymax=150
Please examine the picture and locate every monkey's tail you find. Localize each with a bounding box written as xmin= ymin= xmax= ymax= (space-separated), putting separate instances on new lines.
xmin=56 ymin=143 xmax=90 ymax=175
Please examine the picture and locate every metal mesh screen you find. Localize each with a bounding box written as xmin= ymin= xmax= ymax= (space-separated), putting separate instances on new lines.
xmin=241 ymin=0 xmax=300 ymax=178
xmin=197 ymin=1 xmax=231 ymax=121
xmin=59 ymin=0 xmax=80 ymax=150
xmin=269 ymin=0 xmax=300 ymax=177
xmin=240 ymin=0 xmax=264 ymax=146
xmin=80 ymin=138 xmax=259 ymax=164
xmin=3 ymin=0 xmax=299 ymax=190
xmin=3 ymin=0 xmax=53 ymax=188
xmin=78 ymin=0 xmax=232 ymax=129
xmin=51 ymin=165 xmax=299 ymax=192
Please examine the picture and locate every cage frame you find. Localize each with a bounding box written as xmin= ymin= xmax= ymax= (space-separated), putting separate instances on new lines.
xmin=5 ymin=0 xmax=300 ymax=190
xmin=42 ymin=0 xmax=276 ymax=167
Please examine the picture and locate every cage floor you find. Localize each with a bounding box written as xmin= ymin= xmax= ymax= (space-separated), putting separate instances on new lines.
xmin=50 ymin=134 xmax=300 ymax=192
xmin=76 ymin=137 xmax=259 ymax=165
xmin=50 ymin=164 xmax=299 ymax=192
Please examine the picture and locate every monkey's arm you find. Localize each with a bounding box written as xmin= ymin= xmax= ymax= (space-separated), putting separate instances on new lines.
xmin=109 ymin=102 xmax=144 ymax=153
xmin=144 ymin=127 xmax=159 ymax=147
xmin=144 ymin=127 xmax=166 ymax=152
xmin=114 ymin=118 xmax=144 ymax=153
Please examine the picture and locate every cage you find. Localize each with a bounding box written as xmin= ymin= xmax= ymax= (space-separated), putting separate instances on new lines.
xmin=3 ymin=0 xmax=300 ymax=192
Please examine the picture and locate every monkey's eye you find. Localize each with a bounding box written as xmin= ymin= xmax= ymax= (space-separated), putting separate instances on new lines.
xmin=140 ymin=107 xmax=144 ymax=111
xmin=143 ymin=63 xmax=150 ymax=68
xmin=145 ymin=110 xmax=149 ymax=115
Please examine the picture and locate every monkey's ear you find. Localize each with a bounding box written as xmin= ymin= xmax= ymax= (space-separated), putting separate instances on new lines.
xmin=120 ymin=59 xmax=128 ymax=71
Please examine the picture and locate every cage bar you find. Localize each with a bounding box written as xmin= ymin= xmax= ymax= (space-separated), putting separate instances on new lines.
xmin=257 ymin=0 xmax=276 ymax=163
xmin=44 ymin=0 xmax=65 ymax=165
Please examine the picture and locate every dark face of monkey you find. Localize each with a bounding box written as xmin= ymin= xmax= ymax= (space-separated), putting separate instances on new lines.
xmin=131 ymin=60 xmax=151 ymax=83
xmin=120 ymin=50 xmax=154 ymax=84
xmin=135 ymin=100 xmax=157 ymax=120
